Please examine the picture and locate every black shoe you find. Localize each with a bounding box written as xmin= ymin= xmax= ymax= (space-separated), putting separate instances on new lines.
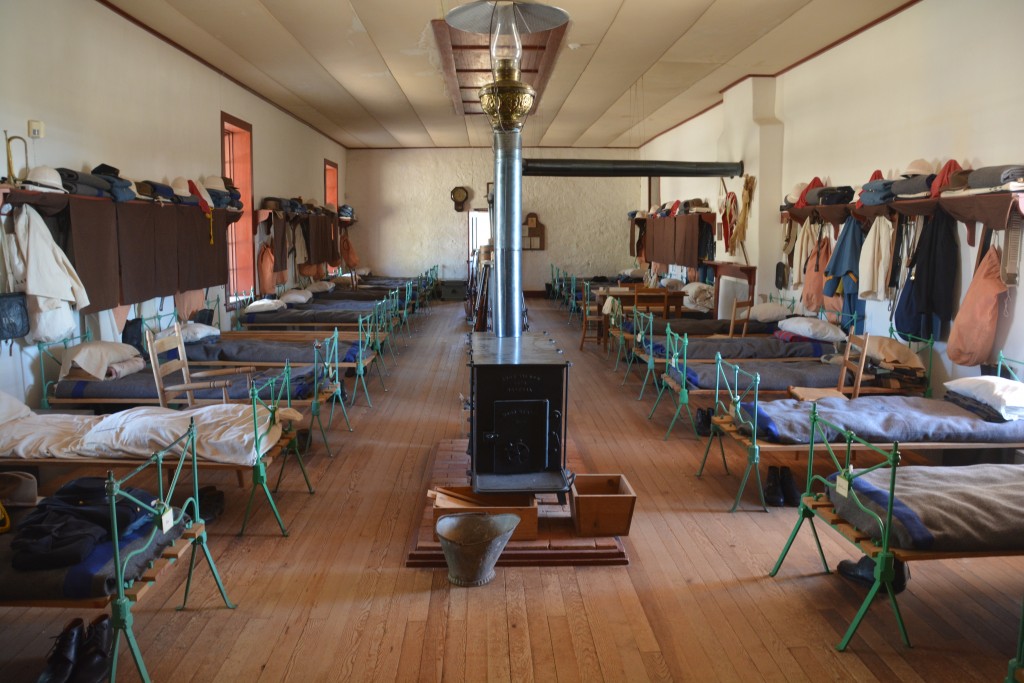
xmin=198 ymin=485 xmax=225 ymax=523
xmin=763 ymin=466 xmax=785 ymax=507
xmin=779 ymin=466 xmax=802 ymax=507
xmin=38 ymin=618 xmax=84 ymax=683
xmin=694 ymin=408 xmax=712 ymax=437
xmin=70 ymin=614 xmax=113 ymax=683
xmin=837 ymin=556 xmax=910 ymax=594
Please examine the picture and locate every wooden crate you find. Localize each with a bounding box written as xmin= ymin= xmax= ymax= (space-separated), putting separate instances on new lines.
xmin=571 ymin=474 xmax=636 ymax=537
xmin=432 ymin=487 xmax=538 ymax=541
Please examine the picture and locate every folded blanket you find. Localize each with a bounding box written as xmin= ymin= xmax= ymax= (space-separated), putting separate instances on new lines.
xmin=858 ymin=190 xmax=893 ymax=206
xmin=144 ymin=180 xmax=175 ymax=200
xmin=862 ymin=179 xmax=895 ymax=193
xmin=968 ymin=165 xmax=1024 ymax=189
xmin=61 ymin=182 xmax=112 ymax=199
xmin=94 ymin=173 xmax=132 ymax=189
xmin=56 ymin=168 xmax=112 ymax=192
xmin=1000 ymin=166 xmax=1024 ymax=184
xmin=891 ymin=174 xmax=934 ymax=196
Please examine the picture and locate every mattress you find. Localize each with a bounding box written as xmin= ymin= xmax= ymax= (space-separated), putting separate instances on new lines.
xmin=827 ymin=463 xmax=1024 ymax=551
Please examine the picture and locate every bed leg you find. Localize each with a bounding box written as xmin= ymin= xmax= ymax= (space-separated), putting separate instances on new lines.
xmin=329 ymin=385 xmax=352 ymax=433
xmin=110 ymin=596 xmax=148 ymax=682
xmin=274 ymin=434 xmax=314 ymax=494
xmin=729 ymin=445 xmax=766 ymax=513
xmin=178 ymin=531 xmax=236 ymax=611
xmin=697 ymin=429 xmax=729 ymax=477
xmin=769 ymin=504 xmax=822 ymax=577
xmin=239 ymin=462 xmax=289 ymax=537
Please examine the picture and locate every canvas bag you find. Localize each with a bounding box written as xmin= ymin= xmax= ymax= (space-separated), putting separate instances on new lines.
xmin=947 ymin=247 xmax=1007 ymax=366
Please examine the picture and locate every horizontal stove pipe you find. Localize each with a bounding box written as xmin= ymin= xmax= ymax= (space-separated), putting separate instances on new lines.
xmin=521 ymin=159 xmax=743 ymax=177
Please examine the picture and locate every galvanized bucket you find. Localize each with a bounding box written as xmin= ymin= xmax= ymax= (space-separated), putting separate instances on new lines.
xmin=435 ymin=512 xmax=520 ymax=587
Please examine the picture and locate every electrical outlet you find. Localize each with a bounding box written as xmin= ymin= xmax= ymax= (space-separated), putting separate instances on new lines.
xmin=27 ymin=120 xmax=44 ymax=139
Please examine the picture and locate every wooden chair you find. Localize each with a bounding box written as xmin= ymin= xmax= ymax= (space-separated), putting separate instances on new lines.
xmin=788 ymin=332 xmax=869 ymax=401
xmin=726 ymin=299 xmax=752 ymax=338
xmin=146 ymin=322 xmax=257 ymax=407
xmin=578 ymin=281 xmax=603 ymax=349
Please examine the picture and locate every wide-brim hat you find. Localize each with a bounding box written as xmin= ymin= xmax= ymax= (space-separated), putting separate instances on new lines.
xmin=784 ymin=182 xmax=808 ymax=205
xmin=91 ymin=163 xmax=121 ymax=178
xmin=23 ymin=165 xmax=67 ymax=193
xmin=171 ymin=176 xmax=192 ymax=197
xmin=261 ymin=197 xmax=282 ymax=211
xmin=202 ymin=175 xmax=227 ymax=193
xmin=325 ymin=202 xmax=337 ymax=213
xmin=901 ymin=158 xmax=933 ymax=177
xmin=0 ymin=471 xmax=41 ymax=507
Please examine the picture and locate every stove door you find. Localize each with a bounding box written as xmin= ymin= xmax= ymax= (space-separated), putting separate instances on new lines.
xmin=488 ymin=399 xmax=549 ymax=475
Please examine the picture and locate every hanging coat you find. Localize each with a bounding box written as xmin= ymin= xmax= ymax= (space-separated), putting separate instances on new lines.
xmin=858 ymin=214 xmax=893 ymax=301
xmin=822 ymin=214 xmax=866 ymax=324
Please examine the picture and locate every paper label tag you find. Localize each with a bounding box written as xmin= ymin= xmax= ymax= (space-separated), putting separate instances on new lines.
xmin=836 ymin=475 xmax=850 ymax=498
xmin=160 ymin=506 xmax=173 ymax=533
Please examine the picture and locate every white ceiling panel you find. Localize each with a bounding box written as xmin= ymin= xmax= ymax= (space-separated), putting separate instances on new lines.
xmin=103 ymin=0 xmax=917 ymax=149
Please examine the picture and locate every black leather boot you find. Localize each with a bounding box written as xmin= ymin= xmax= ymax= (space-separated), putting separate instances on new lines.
xmin=37 ymin=618 xmax=84 ymax=683
xmin=763 ymin=466 xmax=784 ymax=507
xmin=837 ymin=556 xmax=910 ymax=594
xmin=779 ymin=466 xmax=802 ymax=507
xmin=70 ymin=614 xmax=113 ymax=683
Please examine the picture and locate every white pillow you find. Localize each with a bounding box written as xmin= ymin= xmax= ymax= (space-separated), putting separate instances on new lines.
xmin=306 ymin=281 xmax=335 ymax=293
xmin=355 ymin=267 xmax=372 ymax=276
xmin=747 ymin=302 xmax=790 ymax=323
xmin=280 ymin=289 xmax=313 ymax=304
xmin=179 ymin=322 xmax=221 ymax=344
xmin=777 ymin=316 xmax=847 ymax=342
xmin=244 ymin=299 xmax=287 ymax=314
xmin=944 ymin=376 xmax=1024 ymax=421
xmin=0 ymin=390 xmax=32 ymax=427
xmin=60 ymin=341 xmax=141 ymax=380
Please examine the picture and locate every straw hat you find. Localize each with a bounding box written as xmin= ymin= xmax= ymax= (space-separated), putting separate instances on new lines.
xmin=0 ymin=472 xmax=41 ymax=507
xmin=23 ymin=166 xmax=67 ymax=193
xmin=171 ymin=176 xmax=192 ymax=197
xmin=202 ymin=175 xmax=228 ymax=193
xmin=901 ymin=159 xmax=933 ymax=177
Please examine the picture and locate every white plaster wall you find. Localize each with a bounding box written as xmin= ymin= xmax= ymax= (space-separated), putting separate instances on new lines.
xmin=345 ymin=147 xmax=643 ymax=290
xmin=0 ymin=0 xmax=346 ymax=405
xmin=775 ymin=0 xmax=1024 ymax=381
xmin=647 ymin=0 xmax=1024 ymax=381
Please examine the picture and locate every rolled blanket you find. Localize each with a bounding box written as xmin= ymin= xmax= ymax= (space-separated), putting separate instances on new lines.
xmin=207 ymin=188 xmax=231 ymax=208
xmin=144 ymin=180 xmax=175 ymax=200
xmin=56 ymin=168 xmax=111 ymax=192
xmin=108 ymin=185 xmax=136 ymax=202
xmin=94 ymin=173 xmax=132 ymax=189
xmin=892 ymin=174 xmax=935 ymax=196
xmin=968 ymin=165 xmax=1024 ymax=189
xmin=858 ymin=188 xmax=894 ymax=206
xmin=105 ymin=355 xmax=146 ymax=379
xmin=1000 ymin=166 xmax=1024 ymax=184
xmin=862 ymin=179 xmax=895 ymax=193
xmin=62 ymin=182 xmax=111 ymax=199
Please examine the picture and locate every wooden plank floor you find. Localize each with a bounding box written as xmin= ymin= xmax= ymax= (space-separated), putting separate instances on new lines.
xmin=1 ymin=298 xmax=1021 ymax=681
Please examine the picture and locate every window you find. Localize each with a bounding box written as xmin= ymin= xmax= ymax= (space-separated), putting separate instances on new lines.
xmin=469 ymin=208 xmax=491 ymax=267
xmin=324 ymin=159 xmax=338 ymax=208
xmin=222 ymin=113 xmax=254 ymax=298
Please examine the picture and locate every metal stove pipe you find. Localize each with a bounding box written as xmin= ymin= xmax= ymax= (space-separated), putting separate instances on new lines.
xmin=492 ymin=129 xmax=523 ymax=337
xmin=522 ymin=158 xmax=744 ymax=177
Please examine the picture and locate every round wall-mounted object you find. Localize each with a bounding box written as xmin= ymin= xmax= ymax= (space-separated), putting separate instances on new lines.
xmin=451 ymin=186 xmax=469 ymax=212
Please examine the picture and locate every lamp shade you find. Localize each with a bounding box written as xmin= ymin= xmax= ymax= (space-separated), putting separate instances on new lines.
xmin=444 ymin=1 xmax=569 ymax=37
